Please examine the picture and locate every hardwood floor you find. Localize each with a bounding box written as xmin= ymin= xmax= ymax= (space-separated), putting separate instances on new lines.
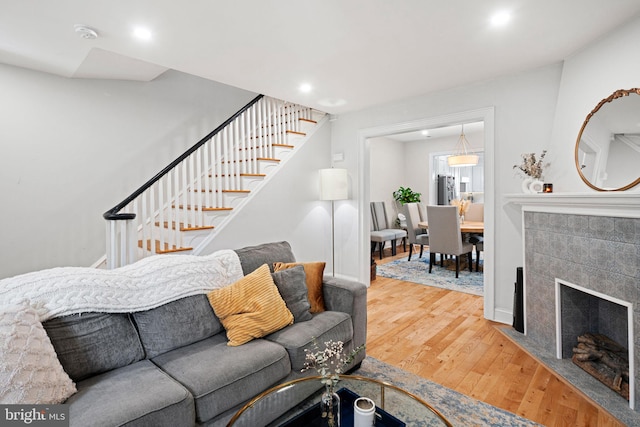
xmin=367 ymin=247 xmax=624 ymax=426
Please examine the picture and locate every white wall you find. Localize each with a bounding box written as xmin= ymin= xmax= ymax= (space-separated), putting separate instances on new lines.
xmin=0 ymin=65 xmax=256 ymax=279
xmin=330 ymin=63 xmax=563 ymax=323
xmin=198 ymin=121 xmax=333 ymax=271
xmin=549 ymin=16 xmax=640 ymax=193
xmin=369 ymin=137 xmax=404 ymax=225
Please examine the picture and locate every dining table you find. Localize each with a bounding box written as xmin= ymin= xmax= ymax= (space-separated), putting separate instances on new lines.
xmin=417 ymin=220 xmax=484 ymax=234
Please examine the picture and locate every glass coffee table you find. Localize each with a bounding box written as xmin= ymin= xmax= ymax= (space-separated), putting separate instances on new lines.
xmin=227 ymin=374 xmax=452 ymax=427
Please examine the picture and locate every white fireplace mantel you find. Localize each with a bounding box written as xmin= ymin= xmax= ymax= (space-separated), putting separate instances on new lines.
xmin=504 ymin=192 xmax=640 ymax=218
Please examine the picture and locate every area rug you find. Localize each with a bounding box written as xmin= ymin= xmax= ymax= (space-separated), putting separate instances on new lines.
xmin=375 ymin=254 xmax=484 ymax=296
xmin=355 ymin=357 xmax=541 ymax=426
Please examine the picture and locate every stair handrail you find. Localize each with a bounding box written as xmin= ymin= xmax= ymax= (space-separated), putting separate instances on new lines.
xmin=102 ymin=94 xmax=264 ymax=221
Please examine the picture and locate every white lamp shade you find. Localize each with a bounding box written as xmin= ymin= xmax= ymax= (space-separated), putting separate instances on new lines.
xmin=447 ymin=154 xmax=479 ymax=167
xmin=319 ymin=168 xmax=348 ymax=200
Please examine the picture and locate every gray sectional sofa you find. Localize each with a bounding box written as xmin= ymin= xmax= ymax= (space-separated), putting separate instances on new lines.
xmin=40 ymin=241 xmax=367 ymax=427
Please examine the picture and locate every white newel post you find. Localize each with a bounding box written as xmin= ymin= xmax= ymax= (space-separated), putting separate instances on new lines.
xmin=106 ymin=217 xmax=137 ymax=269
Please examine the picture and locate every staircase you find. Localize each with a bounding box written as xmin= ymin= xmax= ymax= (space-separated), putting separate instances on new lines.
xmin=103 ymin=95 xmax=326 ymax=268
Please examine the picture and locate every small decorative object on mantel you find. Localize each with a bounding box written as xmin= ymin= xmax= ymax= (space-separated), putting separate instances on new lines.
xmin=302 ymin=340 xmax=365 ymax=427
xmin=543 ymin=183 xmax=553 ymax=193
xmin=513 ymin=150 xmax=549 ymax=193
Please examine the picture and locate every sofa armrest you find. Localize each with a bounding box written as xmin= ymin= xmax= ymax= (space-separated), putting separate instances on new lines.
xmin=322 ymin=276 xmax=367 ymax=364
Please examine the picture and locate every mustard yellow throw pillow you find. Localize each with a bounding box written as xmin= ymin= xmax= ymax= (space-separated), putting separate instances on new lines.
xmin=207 ymin=264 xmax=293 ymax=346
xmin=273 ymin=262 xmax=326 ymax=313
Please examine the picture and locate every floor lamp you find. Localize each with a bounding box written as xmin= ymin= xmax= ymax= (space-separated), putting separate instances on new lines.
xmin=319 ymin=168 xmax=348 ymax=277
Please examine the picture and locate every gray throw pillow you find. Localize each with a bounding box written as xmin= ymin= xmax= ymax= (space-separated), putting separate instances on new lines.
xmin=43 ymin=312 xmax=144 ymax=381
xmin=272 ymin=266 xmax=312 ymax=322
xmin=234 ymin=241 xmax=296 ymax=275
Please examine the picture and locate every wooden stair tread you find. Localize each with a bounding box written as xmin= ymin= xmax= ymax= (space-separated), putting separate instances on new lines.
xmin=237 ymin=144 xmax=293 ymax=151
xmin=139 ymin=240 xmax=192 ymax=254
xmin=222 ymin=158 xmax=280 ymax=163
xmin=249 ymin=130 xmax=306 ymax=139
xmin=155 ymin=221 xmax=214 ymax=232
xmin=208 ymin=173 xmax=266 ymax=178
xmin=173 ymin=205 xmax=233 ymax=211
xmin=259 ymin=117 xmax=316 ymax=128
xmin=189 ymin=189 xmax=250 ymax=193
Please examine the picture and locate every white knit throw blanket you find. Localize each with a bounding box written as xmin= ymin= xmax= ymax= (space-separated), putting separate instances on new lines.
xmin=0 ymin=250 xmax=243 ymax=322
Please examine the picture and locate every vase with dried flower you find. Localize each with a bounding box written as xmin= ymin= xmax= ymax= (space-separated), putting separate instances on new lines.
xmin=302 ymin=340 xmax=365 ymax=427
xmin=450 ymin=199 xmax=470 ymax=223
xmin=513 ymin=150 xmax=549 ymax=193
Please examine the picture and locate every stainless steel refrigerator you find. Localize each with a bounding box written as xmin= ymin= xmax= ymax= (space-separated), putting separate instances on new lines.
xmin=437 ymin=174 xmax=456 ymax=205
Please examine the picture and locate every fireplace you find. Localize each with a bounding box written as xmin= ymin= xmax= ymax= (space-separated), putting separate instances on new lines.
xmin=506 ymin=192 xmax=640 ymax=419
xmin=555 ymin=279 xmax=634 ymax=407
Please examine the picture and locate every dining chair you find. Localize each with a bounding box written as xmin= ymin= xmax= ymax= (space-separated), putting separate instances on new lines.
xmin=426 ymin=205 xmax=474 ymax=278
xmin=464 ymin=202 xmax=484 ymax=268
xmin=370 ymin=201 xmax=407 ymax=258
xmin=401 ymin=203 xmax=429 ymax=261
xmin=464 ymin=203 xmax=484 ymax=222
xmin=370 ymin=215 xmax=398 ymax=260
xmin=474 ymin=240 xmax=483 ymax=272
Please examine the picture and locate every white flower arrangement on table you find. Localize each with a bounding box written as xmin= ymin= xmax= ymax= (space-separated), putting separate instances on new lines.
xmin=513 ymin=150 xmax=549 ymax=180
xmin=301 ymin=339 xmax=365 ymax=391
xmin=301 ymin=340 xmax=365 ymax=427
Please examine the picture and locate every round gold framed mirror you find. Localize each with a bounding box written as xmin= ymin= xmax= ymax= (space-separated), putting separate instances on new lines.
xmin=575 ymin=88 xmax=640 ymax=191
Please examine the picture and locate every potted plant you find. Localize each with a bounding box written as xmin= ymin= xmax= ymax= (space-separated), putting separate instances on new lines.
xmin=393 ymin=187 xmax=421 ymax=204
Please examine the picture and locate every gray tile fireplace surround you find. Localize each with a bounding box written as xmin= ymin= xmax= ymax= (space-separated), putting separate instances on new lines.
xmin=522 ymin=210 xmax=640 ymax=424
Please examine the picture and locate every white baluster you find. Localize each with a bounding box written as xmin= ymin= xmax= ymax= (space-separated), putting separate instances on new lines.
xmin=141 ymin=189 xmax=149 ymax=258
xmin=158 ymin=178 xmax=166 ymax=253
xmin=188 ymin=154 xmax=196 ymax=228
xmin=214 ymin=133 xmax=222 ymax=207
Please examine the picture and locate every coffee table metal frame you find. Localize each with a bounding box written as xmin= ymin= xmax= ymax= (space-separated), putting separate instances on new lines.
xmin=227 ymin=374 xmax=453 ymax=426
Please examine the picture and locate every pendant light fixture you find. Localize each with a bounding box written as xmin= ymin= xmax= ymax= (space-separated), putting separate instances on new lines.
xmin=447 ymin=124 xmax=479 ymax=167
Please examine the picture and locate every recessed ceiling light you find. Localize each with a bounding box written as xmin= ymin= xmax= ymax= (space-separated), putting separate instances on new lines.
xmin=318 ymin=98 xmax=347 ymax=107
xmin=299 ymin=83 xmax=312 ymax=93
xmin=133 ymin=27 xmax=153 ymax=41
xmin=421 ymin=130 xmax=430 ymax=137
xmin=490 ymin=10 xmax=511 ymax=27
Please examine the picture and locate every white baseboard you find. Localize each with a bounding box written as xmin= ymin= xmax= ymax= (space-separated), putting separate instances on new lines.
xmin=493 ymin=308 xmax=513 ymax=325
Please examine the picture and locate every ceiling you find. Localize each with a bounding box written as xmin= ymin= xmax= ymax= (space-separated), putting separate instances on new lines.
xmin=2 ymin=1 xmax=640 ymax=114
xmin=384 ymin=121 xmax=484 ymax=142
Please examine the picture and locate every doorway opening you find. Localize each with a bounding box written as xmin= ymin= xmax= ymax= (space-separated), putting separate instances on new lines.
xmin=359 ymin=107 xmax=495 ymax=320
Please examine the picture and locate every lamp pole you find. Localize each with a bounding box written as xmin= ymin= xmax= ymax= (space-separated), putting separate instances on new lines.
xmin=319 ymin=168 xmax=348 ymax=277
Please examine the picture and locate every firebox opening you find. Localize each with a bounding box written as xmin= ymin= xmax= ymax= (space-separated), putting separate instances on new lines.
xmin=555 ymin=278 xmax=635 ymax=409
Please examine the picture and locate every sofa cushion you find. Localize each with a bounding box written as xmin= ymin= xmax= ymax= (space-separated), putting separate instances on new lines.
xmin=132 ymin=295 xmax=223 ymax=358
xmin=273 ymin=261 xmax=326 ymax=313
xmin=66 ymin=360 xmax=194 ymax=427
xmin=152 ymin=334 xmax=290 ymax=423
xmin=265 ymin=311 xmax=354 ymax=371
xmin=0 ymin=304 xmax=77 ymax=404
xmin=271 ymin=266 xmax=313 ymax=323
xmin=207 ymin=264 xmax=293 ymax=346
xmin=43 ymin=312 xmax=144 ymax=382
xmin=234 ymin=241 xmax=296 ymax=275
